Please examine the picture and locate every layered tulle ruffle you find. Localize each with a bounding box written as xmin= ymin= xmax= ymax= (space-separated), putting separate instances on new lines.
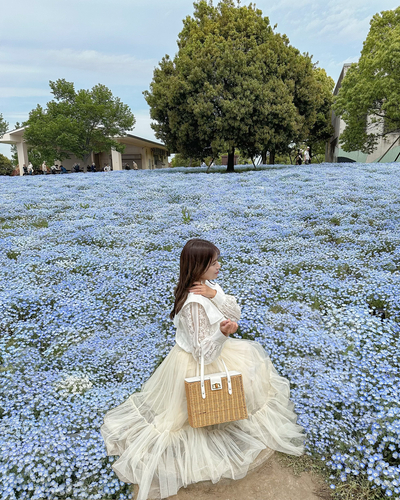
xmin=101 ymin=339 xmax=304 ymax=500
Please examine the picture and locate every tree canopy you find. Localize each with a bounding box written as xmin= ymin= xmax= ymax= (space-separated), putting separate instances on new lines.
xmin=25 ymin=80 xmax=135 ymax=164
xmin=0 ymin=153 xmax=13 ymax=176
xmin=144 ymin=0 xmax=333 ymax=170
xmin=334 ymin=6 xmax=400 ymax=153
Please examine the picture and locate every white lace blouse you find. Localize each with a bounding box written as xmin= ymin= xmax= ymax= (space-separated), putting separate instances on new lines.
xmin=173 ymin=281 xmax=241 ymax=365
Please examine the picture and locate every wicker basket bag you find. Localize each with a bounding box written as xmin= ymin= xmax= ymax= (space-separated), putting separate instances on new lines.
xmin=185 ymin=350 xmax=248 ymax=428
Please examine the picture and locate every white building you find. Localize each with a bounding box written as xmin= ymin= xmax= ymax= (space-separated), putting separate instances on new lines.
xmin=0 ymin=127 xmax=169 ymax=175
xmin=326 ymin=64 xmax=400 ymax=163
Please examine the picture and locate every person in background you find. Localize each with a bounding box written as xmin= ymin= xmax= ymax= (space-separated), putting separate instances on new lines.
xmin=27 ymin=163 xmax=34 ymax=175
xmin=23 ymin=164 xmax=28 ymax=175
xmin=132 ymin=161 xmax=138 ymax=170
xmin=50 ymin=164 xmax=57 ymax=174
xmin=295 ymin=150 xmax=303 ymax=165
xmin=304 ymin=147 xmax=311 ymax=165
xmin=41 ymin=161 xmax=48 ymax=175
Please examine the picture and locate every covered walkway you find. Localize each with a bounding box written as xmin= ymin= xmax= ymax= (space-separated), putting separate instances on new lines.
xmin=0 ymin=127 xmax=169 ymax=175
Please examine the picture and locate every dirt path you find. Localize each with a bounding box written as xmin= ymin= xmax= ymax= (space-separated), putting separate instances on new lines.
xmin=133 ymin=452 xmax=332 ymax=500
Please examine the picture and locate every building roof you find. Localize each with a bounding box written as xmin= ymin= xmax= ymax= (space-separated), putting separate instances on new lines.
xmin=333 ymin=63 xmax=353 ymax=96
xmin=0 ymin=126 xmax=26 ymax=144
xmin=119 ymin=133 xmax=168 ymax=150
xmin=0 ymin=126 xmax=168 ymax=151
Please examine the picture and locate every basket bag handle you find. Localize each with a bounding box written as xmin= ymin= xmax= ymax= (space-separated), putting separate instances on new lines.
xmin=200 ymin=347 xmax=232 ymax=399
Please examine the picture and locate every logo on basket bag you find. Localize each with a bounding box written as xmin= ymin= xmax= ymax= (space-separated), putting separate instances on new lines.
xmin=210 ymin=375 xmax=223 ymax=390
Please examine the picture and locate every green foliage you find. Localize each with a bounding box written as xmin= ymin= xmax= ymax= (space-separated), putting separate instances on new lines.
xmin=334 ymin=7 xmax=400 ymax=153
xmin=6 ymin=250 xmax=19 ymax=261
xmin=10 ymin=144 xmax=18 ymax=166
xmin=170 ymin=155 xmax=202 ymax=168
xmin=181 ymin=206 xmax=191 ymax=223
xmin=144 ymin=0 xmax=333 ymax=171
xmin=25 ymin=79 xmax=136 ymax=163
xmin=32 ymin=219 xmax=49 ymax=229
xmin=305 ymin=67 xmax=335 ymax=152
xmin=0 ymin=113 xmax=8 ymax=138
xmin=0 ymin=153 xmax=14 ymax=176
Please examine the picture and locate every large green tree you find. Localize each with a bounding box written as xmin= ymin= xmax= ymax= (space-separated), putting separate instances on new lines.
xmin=144 ymin=0 xmax=333 ymax=170
xmin=334 ymin=7 xmax=400 ymax=153
xmin=25 ymin=80 xmax=135 ymax=164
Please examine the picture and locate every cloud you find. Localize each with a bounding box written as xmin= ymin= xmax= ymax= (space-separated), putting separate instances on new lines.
xmin=0 ymin=88 xmax=50 ymax=98
xmin=267 ymin=0 xmax=314 ymax=15
xmin=309 ymin=9 xmax=372 ymax=42
xmin=266 ymin=0 xmax=381 ymax=45
xmin=44 ymin=49 xmax=158 ymax=84
xmin=0 ymin=47 xmax=158 ymax=87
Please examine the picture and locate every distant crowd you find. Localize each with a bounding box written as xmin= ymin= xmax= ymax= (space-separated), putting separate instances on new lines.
xmin=21 ymin=161 xmax=104 ymax=175
xmin=21 ymin=160 xmax=139 ymax=175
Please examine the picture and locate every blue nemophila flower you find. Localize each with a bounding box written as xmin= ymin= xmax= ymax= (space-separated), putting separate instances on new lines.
xmin=1 ymin=164 xmax=400 ymax=498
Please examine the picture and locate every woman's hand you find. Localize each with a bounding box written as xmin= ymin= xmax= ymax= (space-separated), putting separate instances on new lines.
xmin=189 ymin=281 xmax=217 ymax=299
xmin=220 ymin=319 xmax=238 ymax=337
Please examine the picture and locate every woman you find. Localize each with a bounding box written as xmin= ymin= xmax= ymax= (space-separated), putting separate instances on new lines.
xmin=101 ymin=239 xmax=304 ymax=499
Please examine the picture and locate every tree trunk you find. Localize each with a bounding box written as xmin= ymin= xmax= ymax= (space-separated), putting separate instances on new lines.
xmin=226 ymin=146 xmax=235 ymax=173
xmin=261 ymin=150 xmax=267 ymax=165
xmin=269 ymin=149 xmax=276 ymax=165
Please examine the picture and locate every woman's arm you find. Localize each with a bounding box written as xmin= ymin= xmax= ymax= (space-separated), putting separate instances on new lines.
xmin=180 ymin=302 xmax=229 ymax=365
xmin=210 ymin=289 xmax=241 ymax=322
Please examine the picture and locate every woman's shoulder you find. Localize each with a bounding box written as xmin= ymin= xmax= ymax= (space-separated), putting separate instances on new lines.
xmin=175 ymin=290 xmax=225 ymax=326
xmin=182 ymin=292 xmax=211 ymax=309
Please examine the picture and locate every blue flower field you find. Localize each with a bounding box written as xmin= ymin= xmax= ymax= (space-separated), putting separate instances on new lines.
xmin=1 ymin=164 xmax=399 ymax=499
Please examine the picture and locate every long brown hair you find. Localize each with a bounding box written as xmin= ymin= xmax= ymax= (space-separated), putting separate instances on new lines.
xmin=170 ymin=239 xmax=220 ymax=320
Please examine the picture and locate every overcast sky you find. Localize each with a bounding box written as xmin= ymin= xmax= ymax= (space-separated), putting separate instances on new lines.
xmin=0 ymin=0 xmax=396 ymax=158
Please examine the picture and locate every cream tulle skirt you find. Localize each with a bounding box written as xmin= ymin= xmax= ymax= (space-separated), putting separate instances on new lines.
xmin=101 ymin=339 xmax=305 ymax=500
